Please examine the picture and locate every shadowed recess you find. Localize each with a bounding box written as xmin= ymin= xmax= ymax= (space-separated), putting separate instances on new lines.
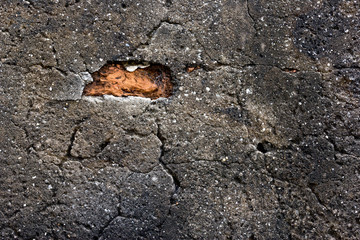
xmin=83 ymin=62 xmax=173 ymax=100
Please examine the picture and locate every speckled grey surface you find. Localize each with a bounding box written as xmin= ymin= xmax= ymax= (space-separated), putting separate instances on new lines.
xmin=0 ymin=0 xmax=359 ymax=239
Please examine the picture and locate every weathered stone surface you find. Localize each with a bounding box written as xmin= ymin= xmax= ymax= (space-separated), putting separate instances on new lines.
xmin=0 ymin=0 xmax=359 ymax=239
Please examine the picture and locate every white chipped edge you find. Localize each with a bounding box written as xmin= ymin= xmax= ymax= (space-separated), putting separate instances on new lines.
xmin=81 ymin=95 xmax=155 ymax=103
xmin=123 ymin=62 xmax=150 ymax=72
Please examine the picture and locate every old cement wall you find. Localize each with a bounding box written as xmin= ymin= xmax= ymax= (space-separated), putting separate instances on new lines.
xmin=0 ymin=0 xmax=359 ymax=239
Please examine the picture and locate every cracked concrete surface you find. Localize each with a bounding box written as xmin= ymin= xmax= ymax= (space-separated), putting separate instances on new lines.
xmin=0 ymin=0 xmax=359 ymax=239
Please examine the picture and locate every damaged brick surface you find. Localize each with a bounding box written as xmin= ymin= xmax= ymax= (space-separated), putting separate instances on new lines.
xmin=0 ymin=0 xmax=359 ymax=239
xmin=83 ymin=62 xmax=173 ymax=100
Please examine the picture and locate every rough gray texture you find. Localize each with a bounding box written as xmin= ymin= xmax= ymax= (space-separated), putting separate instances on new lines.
xmin=0 ymin=0 xmax=359 ymax=239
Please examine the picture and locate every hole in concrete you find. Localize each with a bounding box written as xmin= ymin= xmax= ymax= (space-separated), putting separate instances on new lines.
xmin=284 ymin=68 xmax=298 ymax=73
xmin=249 ymin=234 xmax=256 ymax=240
xmin=186 ymin=65 xmax=200 ymax=73
xmin=165 ymin=0 xmax=172 ymax=7
xmin=257 ymin=142 xmax=267 ymax=153
xmin=83 ymin=61 xmax=173 ymax=100
xmin=256 ymin=141 xmax=274 ymax=153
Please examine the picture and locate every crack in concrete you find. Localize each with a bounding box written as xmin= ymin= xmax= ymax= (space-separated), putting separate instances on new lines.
xmin=260 ymin=166 xmax=330 ymax=213
xmin=246 ymin=0 xmax=256 ymax=31
xmin=155 ymin=122 xmax=180 ymax=232
xmin=62 ymin=117 xmax=91 ymax=164
xmin=95 ymin=195 xmax=122 ymax=240
xmin=156 ymin=123 xmax=180 ymax=191
xmin=66 ymin=126 xmax=79 ymax=158
xmin=132 ymin=18 xmax=184 ymax=52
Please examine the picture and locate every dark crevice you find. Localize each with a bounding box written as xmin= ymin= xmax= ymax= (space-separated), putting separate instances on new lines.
xmin=249 ymin=234 xmax=256 ymax=240
xmin=66 ymin=127 xmax=79 ymax=158
xmin=256 ymin=142 xmax=266 ymax=153
xmin=246 ymin=0 xmax=256 ymax=31
xmin=65 ymin=117 xmax=90 ymax=159
xmin=256 ymin=141 xmax=276 ymax=153
xmin=99 ymin=137 xmax=112 ymax=153
xmin=155 ymin=123 xmax=181 ymax=232
xmin=156 ymin=124 xmax=180 ymax=194
xmin=165 ymin=0 xmax=172 ymax=7
xmin=307 ymin=182 xmax=327 ymax=209
xmin=96 ymin=195 xmax=140 ymax=240
xmin=95 ymin=195 xmax=122 ymax=240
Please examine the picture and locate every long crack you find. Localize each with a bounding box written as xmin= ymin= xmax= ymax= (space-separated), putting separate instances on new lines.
xmin=246 ymin=0 xmax=256 ymax=30
xmin=156 ymin=123 xmax=180 ymax=196
xmin=95 ymin=195 xmax=122 ymax=240
xmin=155 ymin=122 xmax=180 ymax=232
